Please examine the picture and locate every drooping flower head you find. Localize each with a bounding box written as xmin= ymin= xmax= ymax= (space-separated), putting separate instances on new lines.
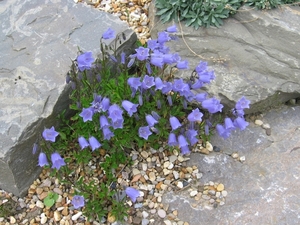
xmin=99 ymin=115 xmax=110 ymax=129
xmin=202 ymin=98 xmax=223 ymax=114
xmin=216 ymin=124 xmax=231 ymax=139
xmin=103 ymin=127 xmax=114 ymax=140
xmin=169 ymin=116 xmax=182 ymax=131
xmin=77 ymin=52 xmax=94 ymax=71
xmin=178 ymin=135 xmax=188 ymax=148
xmin=180 ymin=145 xmax=190 ymax=155
xmin=38 ymin=152 xmax=49 ymax=167
xmin=176 ymin=60 xmax=189 ymax=70
xmin=32 ymin=143 xmax=38 ymax=154
xmin=122 ymin=100 xmax=138 ymax=117
xmin=166 ymin=25 xmax=178 ymax=33
xmin=125 ymin=187 xmax=140 ymax=202
xmin=78 ymin=136 xmax=89 ymax=150
xmin=138 ymin=126 xmax=152 ymax=140
xmin=146 ymin=115 xmax=158 ymax=127
xmin=42 ymin=126 xmax=59 ymax=142
xmin=79 ymin=107 xmax=94 ymax=122
xmin=88 ymin=136 xmax=101 ymax=151
xmin=234 ymin=117 xmax=249 ymax=130
xmin=157 ymin=31 xmax=171 ymax=44
xmin=224 ymin=118 xmax=235 ymax=131
xmin=51 ymin=152 xmax=66 ymax=170
xmin=102 ymin=28 xmax=115 ymax=39
xmin=168 ymin=133 xmax=177 ymax=146
xmin=185 ymin=129 xmax=198 ymax=145
xmin=72 ymin=195 xmax=85 ymax=209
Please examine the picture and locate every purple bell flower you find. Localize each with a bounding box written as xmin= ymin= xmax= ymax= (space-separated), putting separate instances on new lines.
xmin=128 ymin=77 xmax=141 ymax=92
xmin=42 ymin=126 xmax=59 ymax=142
xmin=38 ymin=152 xmax=49 ymax=167
xmin=138 ymin=126 xmax=152 ymax=140
xmin=122 ymin=100 xmax=138 ymax=117
xmin=180 ymin=145 xmax=190 ymax=155
xmin=103 ymin=127 xmax=114 ymax=140
xmin=235 ymin=96 xmax=250 ymax=110
xmin=79 ymin=107 xmax=94 ymax=122
xmin=146 ymin=115 xmax=158 ymax=127
xmin=51 ymin=152 xmax=66 ymax=170
xmin=187 ymin=108 xmax=203 ymax=122
xmin=125 ymin=187 xmax=140 ymax=202
xmin=78 ymin=136 xmax=89 ymax=150
xmin=178 ymin=135 xmax=189 ymax=148
xmin=102 ymin=28 xmax=115 ymax=39
xmin=216 ymin=124 xmax=231 ymax=139
xmin=135 ymin=46 xmax=150 ymax=61
xmin=168 ymin=133 xmax=177 ymax=146
xmin=72 ymin=195 xmax=85 ymax=209
xmin=77 ymin=52 xmax=94 ymax=71
xmin=99 ymin=115 xmax=110 ymax=129
xmin=166 ymin=25 xmax=178 ymax=33
xmin=202 ymin=98 xmax=223 ymax=114
xmin=234 ymin=117 xmax=249 ymax=130
xmin=88 ymin=136 xmax=101 ymax=151
xmin=169 ymin=116 xmax=182 ymax=131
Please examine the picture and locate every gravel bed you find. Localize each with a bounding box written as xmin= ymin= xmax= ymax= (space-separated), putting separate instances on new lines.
xmin=0 ymin=140 xmax=229 ymax=225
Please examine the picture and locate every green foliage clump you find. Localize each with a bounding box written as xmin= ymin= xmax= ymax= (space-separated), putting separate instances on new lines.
xmin=155 ymin=0 xmax=300 ymax=28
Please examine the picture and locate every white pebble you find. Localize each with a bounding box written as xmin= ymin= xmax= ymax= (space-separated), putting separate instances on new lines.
xmin=206 ymin=142 xmax=213 ymax=151
xmin=190 ymin=190 xmax=198 ymax=197
xmin=177 ymin=181 xmax=183 ymax=189
xmin=173 ymin=171 xmax=179 ymax=179
xmin=10 ymin=216 xmax=16 ymax=224
xmin=239 ymin=156 xmax=246 ymax=162
xmin=262 ymin=123 xmax=270 ymax=129
xmin=40 ymin=216 xmax=47 ymax=224
xmin=255 ymin=119 xmax=263 ymax=126
xmin=222 ymin=190 xmax=228 ymax=197
xmin=157 ymin=209 xmax=166 ymax=218
xmin=164 ymin=220 xmax=172 ymax=225
xmin=142 ymin=218 xmax=150 ymax=225
xmin=36 ymin=200 xmax=44 ymax=208
xmin=142 ymin=211 xmax=149 ymax=218
xmin=54 ymin=211 xmax=61 ymax=222
xmin=71 ymin=211 xmax=82 ymax=221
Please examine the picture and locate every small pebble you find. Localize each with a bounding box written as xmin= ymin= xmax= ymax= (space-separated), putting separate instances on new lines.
xmin=190 ymin=190 xmax=198 ymax=197
xmin=157 ymin=209 xmax=166 ymax=218
xmin=71 ymin=211 xmax=82 ymax=221
xmin=255 ymin=119 xmax=263 ymax=126
xmin=217 ymin=183 xmax=225 ymax=191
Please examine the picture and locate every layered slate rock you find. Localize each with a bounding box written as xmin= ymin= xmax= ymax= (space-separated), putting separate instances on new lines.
xmin=150 ymin=5 xmax=300 ymax=113
xmin=163 ymin=105 xmax=300 ymax=224
xmin=0 ymin=0 xmax=136 ymax=197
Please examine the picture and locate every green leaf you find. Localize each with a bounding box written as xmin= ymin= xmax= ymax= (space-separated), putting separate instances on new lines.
xmin=44 ymin=197 xmax=55 ymax=207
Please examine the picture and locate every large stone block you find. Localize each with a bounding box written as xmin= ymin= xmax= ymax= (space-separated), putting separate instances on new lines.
xmin=149 ymin=4 xmax=300 ymax=113
xmin=0 ymin=0 xmax=136 ymax=197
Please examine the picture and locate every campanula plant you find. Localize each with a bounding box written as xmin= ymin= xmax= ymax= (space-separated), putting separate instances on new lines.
xmin=34 ymin=26 xmax=251 ymax=222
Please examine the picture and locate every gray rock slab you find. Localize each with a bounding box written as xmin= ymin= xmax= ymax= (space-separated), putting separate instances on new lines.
xmin=0 ymin=0 xmax=136 ymax=196
xmin=163 ymin=105 xmax=300 ymax=224
xmin=150 ymin=5 xmax=300 ymax=113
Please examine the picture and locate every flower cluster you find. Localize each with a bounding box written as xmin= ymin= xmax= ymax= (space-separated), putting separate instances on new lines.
xmin=34 ymin=26 xmax=251 ymax=220
xmin=38 ymin=126 xmax=66 ymax=170
xmin=216 ymin=96 xmax=250 ymax=138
